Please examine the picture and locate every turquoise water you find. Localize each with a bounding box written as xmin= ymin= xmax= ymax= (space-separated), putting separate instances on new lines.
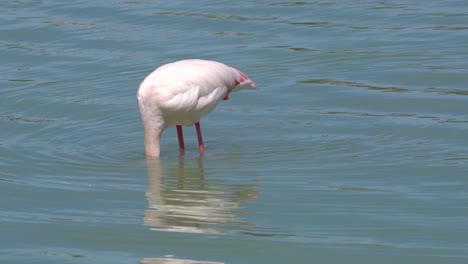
xmin=1 ymin=1 xmax=468 ymax=263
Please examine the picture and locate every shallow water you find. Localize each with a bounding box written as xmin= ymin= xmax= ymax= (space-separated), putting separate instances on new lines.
xmin=1 ymin=1 xmax=468 ymax=263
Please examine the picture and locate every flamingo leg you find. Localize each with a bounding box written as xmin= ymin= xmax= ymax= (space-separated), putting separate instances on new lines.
xmin=195 ymin=122 xmax=205 ymax=154
xmin=176 ymin=125 xmax=185 ymax=153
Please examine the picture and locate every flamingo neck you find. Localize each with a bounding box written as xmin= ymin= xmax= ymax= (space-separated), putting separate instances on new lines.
xmin=144 ymin=128 xmax=161 ymax=157
xmin=141 ymin=116 xmax=164 ymax=157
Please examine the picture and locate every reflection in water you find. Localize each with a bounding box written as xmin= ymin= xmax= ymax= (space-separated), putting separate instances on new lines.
xmin=140 ymin=257 xmax=223 ymax=264
xmin=144 ymin=157 xmax=258 ymax=234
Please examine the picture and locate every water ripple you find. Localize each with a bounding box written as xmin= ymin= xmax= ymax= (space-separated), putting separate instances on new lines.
xmin=153 ymin=11 xmax=275 ymax=21
xmin=300 ymin=79 xmax=409 ymax=92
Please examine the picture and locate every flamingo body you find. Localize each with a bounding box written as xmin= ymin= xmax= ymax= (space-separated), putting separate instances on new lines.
xmin=137 ymin=59 xmax=256 ymax=157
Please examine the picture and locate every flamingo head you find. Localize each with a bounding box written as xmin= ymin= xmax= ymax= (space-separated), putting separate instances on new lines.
xmin=231 ymin=69 xmax=256 ymax=92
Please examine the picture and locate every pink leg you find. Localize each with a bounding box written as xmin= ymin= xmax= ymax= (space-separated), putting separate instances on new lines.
xmin=195 ymin=122 xmax=205 ymax=154
xmin=176 ymin=125 xmax=185 ymax=153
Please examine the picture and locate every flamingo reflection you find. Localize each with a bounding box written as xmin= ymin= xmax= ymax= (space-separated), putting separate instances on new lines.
xmin=144 ymin=157 xmax=258 ymax=234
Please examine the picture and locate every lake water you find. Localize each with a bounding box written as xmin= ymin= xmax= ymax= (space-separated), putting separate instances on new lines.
xmin=1 ymin=1 xmax=468 ymax=263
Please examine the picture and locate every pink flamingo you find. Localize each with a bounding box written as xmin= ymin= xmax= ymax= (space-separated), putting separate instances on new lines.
xmin=137 ymin=59 xmax=256 ymax=157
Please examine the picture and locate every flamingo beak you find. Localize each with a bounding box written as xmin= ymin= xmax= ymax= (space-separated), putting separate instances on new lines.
xmin=236 ymin=70 xmax=257 ymax=90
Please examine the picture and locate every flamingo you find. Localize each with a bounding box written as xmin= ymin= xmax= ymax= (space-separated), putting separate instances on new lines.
xmin=137 ymin=59 xmax=256 ymax=157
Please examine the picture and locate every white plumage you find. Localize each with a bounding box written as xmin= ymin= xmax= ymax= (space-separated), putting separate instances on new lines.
xmin=137 ymin=59 xmax=256 ymax=157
